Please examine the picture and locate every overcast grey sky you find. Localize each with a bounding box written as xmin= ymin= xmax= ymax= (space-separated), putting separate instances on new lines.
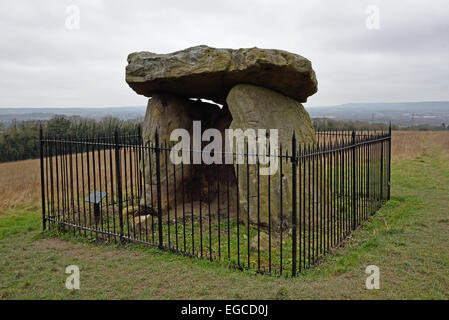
xmin=0 ymin=0 xmax=448 ymax=108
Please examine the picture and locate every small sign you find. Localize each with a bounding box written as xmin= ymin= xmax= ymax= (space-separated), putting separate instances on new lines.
xmin=84 ymin=191 xmax=107 ymax=204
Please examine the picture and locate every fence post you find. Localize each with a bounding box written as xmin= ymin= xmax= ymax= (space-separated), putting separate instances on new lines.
xmin=352 ymin=129 xmax=357 ymax=230
xmin=115 ymin=128 xmax=124 ymax=242
xmin=39 ymin=125 xmax=46 ymax=231
xmin=388 ymin=123 xmax=392 ymax=200
xmin=155 ymin=128 xmax=164 ymax=248
xmin=137 ymin=124 xmax=143 ymax=200
xmin=380 ymin=136 xmax=384 ymax=202
xmin=291 ymin=131 xmax=297 ymax=277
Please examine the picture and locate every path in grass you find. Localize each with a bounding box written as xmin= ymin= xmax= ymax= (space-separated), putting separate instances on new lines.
xmin=1 ymin=145 xmax=448 ymax=299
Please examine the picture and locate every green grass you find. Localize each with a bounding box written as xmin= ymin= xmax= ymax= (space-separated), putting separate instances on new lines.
xmin=45 ymin=167 xmax=386 ymax=277
xmin=1 ymin=150 xmax=449 ymax=299
xmin=43 ymin=195 xmax=384 ymax=278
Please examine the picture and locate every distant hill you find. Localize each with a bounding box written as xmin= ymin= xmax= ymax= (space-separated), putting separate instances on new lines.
xmin=0 ymin=107 xmax=146 ymax=125
xmin=306 ymin=101 xmax=449 ymax=126
xmin=1 ymin=101 xmax=449 ymax=127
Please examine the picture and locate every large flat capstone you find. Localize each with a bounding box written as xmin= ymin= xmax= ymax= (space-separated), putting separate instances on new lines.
xmin=126 ymin=45 xmax=317 ymax=104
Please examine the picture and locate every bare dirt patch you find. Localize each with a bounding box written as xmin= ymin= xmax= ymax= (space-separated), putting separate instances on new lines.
xmin=32 ymin=238 xmax=73 ymax=250
xmin=32 ymin=238 xmax=140 ymax=263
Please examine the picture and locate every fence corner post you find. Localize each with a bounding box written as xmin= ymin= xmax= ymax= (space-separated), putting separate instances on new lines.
xmin=155 ymin=128 xmax=164 ymax=249
xmin=380 ymin=135 xmax=384 ymax=203
xmin=291 ymin=131 xmax=297 ymax=277
xmin=351 ymin=129 xmax=357 ymax=230
xmin=39 ymin=125 xmax=46 ymax=231
xmin=388 ymin=123 xmax=392 ymax=200
xmin=115 ymin=128 xmax=124 ymax=242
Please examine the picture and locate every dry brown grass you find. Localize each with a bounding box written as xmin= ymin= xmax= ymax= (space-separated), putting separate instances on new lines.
xmin=0 ymin=148 xmax=137 ymax=214
xmin=1 ymin=131 xmax=448 ymax=214
xmin=392 ymin=131 xmax=449 ymax=161
xmin=0 ymin=158 xmax=41 ymax=213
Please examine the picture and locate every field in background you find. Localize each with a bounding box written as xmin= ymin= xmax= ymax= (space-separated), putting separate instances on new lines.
xmin=392 ymin=131 xmax=449 ymax=161
xmin=1 ymin=131 xmax=448 ymax=213
xmin=0 ymin=158 xmax=41 ymax=212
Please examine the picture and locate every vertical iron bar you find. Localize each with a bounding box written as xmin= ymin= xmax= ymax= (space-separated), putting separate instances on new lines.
xmin=352 ymin=129 xmax=357 ymax=230
xmin=39 ymin=126 xmax=46 ymax=230
xmin=173 ymin=144 xmax=178 ymax=251
xmin=388 ymin=123 xmax=392 ymax=200
xmin=246 ymin=141 xmax=250 ymax=269
xmin=236 ymin=153 xmax=240 ymax=267
xmin=217 ymin=164 xmax=221 ymax=259
xmin=68 ymin=139 xmax=75 ymax=234
xmin=123 ymin=138 xmax=130 ymax=238
xmin=380 ymin=138 xmax=384 ymax=202
xmin=92 ymin=136 xmax=98 ymax=238
xmin=141 ymin=141 xmax=148 ymax=243
xmin=80 ymin=137 xmax=87 ymax=236
xmin=190 ymin=147 xmax=195 ymax=256
xmin=148 ymin=141 xmax=155 ymax=244
xmin=199 ymin=158 xmax=203 ymax=258
xmin=129 ymin=137 xmax=136 ymax=240
xmin=279 ymin=144 xmax=283 ymax=274
xmin=181 ymin=161 xmax=186 ymax=251
xmin=114 ymin=129 xmax=124 ymax=241
xmin=227 ymin=160 xmax=230 ymax=259
xmin=45 ymin=138 xmax=51 ymax=227
xmin=291 ymin=132 xmax=297 ymax=276
xmin=85 ymin=137 xmax=92 ymax=235
xmin=268 ymin=142 xmax=271 ymax=273
xmin=97 ymin=137 xmax=103 ymax=236
xmin=75 ymin=136 xmax=81 ymax=233
xmin=103 ymin=138 xmax=110 ymax=240
xmin=164 ymin=141 xmax=170 ymax=248
xmin=155 ymin=129 xmax=163 ymax=248
xmin=208 ymin=173 xmax=212 ymax=261
xmin=109 ymin=137 xmax=116 ymax=242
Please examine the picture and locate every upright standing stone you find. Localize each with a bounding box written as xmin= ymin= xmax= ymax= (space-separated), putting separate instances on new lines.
xmin=226 ymin=84 xmax=316 ymax=230
xmin=140 ymin=93 xmax=194 ymax=211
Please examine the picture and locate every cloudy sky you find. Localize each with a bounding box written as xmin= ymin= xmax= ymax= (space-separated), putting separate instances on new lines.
xmin=0 ymin=0 xmax=448 ymax=108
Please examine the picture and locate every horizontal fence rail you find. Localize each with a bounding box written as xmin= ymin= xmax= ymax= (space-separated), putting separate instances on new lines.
xmin=39 ymin=127 xmax=391 ymax=276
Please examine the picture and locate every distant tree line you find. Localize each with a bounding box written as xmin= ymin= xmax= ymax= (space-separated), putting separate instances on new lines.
xmin=0 ymin=115 xmax=141 ymax=163
xmin=1 ymin=115 xmax=448 ymax=164
xmin=312 ymin=118 xmax=449 ymax=132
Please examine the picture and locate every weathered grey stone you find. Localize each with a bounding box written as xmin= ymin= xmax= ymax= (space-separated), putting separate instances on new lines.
xmin=226 ymin=84 xmax=316 ymax=230
xmin=250 ymin=232 xmax=271 ymax=252
xmin=140 ymin=93 xmax=237 ymax=215
xmin=140 ymin=93 xmax=193 ymax=211
xmin=133 ymin=214 xmax=151 ymax=236
xmin=126 ymin=45 xmax=317 ymax=104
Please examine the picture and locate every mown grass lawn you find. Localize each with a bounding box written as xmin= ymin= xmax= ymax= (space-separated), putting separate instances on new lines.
xmin=1 ymin=138 xmax=448 ymax=299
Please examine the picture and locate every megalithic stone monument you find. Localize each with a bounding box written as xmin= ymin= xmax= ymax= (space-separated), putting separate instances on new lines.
xmin=125 ymin=45 xmax=318 ymax=230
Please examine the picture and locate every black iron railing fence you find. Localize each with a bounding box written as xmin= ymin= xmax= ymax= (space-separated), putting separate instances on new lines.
xmin=39 ymin=126 xmax=391 ymax=276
